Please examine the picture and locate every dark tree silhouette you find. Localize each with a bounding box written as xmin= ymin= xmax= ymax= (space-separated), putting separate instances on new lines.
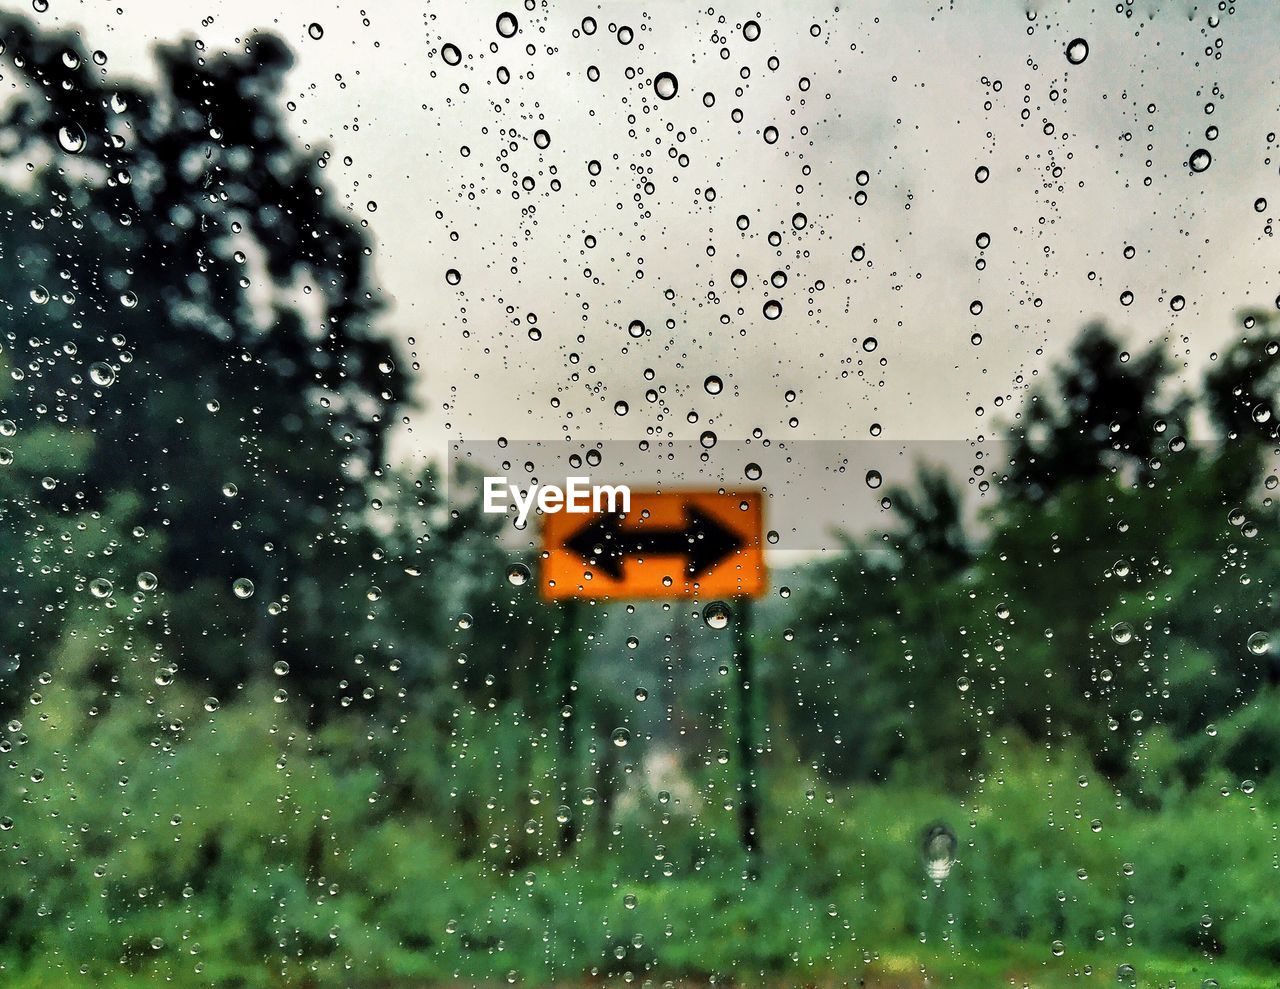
xmin=885 ymin=465 xmax=973 ymax=577
xmin=1203 ymin=313 xmax=1280 ymax=449
xmin=0 ymin=16 xmax=405 ymax=691
xmin=1003 ymin=323 xmax=1189 ymax=504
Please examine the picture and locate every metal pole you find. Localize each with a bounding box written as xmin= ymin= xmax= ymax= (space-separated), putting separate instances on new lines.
xmin=733 ymin=597 xmax=760 ymax=866
xmin=555 ymin=598 xmax=581 ymax=853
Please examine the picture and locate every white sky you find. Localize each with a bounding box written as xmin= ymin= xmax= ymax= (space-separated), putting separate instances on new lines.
xmin=23 ymin=0 xmax=1280 ymax=510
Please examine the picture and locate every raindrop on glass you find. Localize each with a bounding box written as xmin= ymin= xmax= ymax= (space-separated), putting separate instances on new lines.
xmin=496 ymin=12 xmax=518 ymax=37
xmin=1065 ymin=38 xmax=1089 ymax=64
xmin=921 ymin=823 xmax=957 ymax=884
xmin=702 ymin=601 xmax=732 ymax=630
xmin=57 ymin=123 xmax=86 ymax=154
xmin=654 ymin=72 xmax=678 ymax=101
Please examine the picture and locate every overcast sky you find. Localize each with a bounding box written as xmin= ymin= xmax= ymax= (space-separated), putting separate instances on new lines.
xmin=24 ymin=0 xmax=1280 ymax=536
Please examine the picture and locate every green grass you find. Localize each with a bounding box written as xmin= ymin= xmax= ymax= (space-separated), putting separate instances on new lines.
xmin=3 ymin=944 xmax=1274 ymax=989
xmin=861 ymin=941 xmax=1276 ymax=988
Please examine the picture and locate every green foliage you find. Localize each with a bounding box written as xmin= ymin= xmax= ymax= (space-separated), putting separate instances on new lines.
xmin=0 ymin=12 xmax=403 ymax=697
xmin=1 ymin=10 xmax=1278 ymax=986
xmin=4 ymin=698 xmax=1277 ymax=985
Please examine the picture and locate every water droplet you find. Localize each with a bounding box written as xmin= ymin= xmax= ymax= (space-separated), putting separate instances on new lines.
xmin=1111 ymin=622 xmax=1134 ymax=644
xmin=743 ymin=19 xmax=761 ymax=41
xmin=89 ymin=578 xmax=113 ymax=599
xmin=1248 ymin=631 xmax=1271 ymax=655
xmin=441 ymin=43 xmax=462 ymax=66
xmin=611 ymin=727 xmax=630 ymax=747
xmin=89 ymin=363 xmax=116 ymax=387
xmin=136 ymin=572 xmax=157 ymax=591
xmin=307 ymin=22 xmax=324 ymax=40
xmin=232 ymin=577 xmax=255 ymax=599
xmin=762 ymin=299 xmax=782 ymax=320
xmin=1065 ymin=38 xmax=1089 ymax=64
xmin=865 ymin=470 xmax=882 ymax=489
xmin=203 ymin=697 xmax=220 ymax=713
xmin=921 ymin=823 xmax=957 ymax=884
xmin=507 ymin=563 xmax=531 ymax=586
xmin=57 ymin=123 xmax=86 ymax=154
xmin=654 ymin=72 xmax=678 ymax=101
xmin=496 ymin=12 xmax=518 ymax=37
xmin=704 ymin=375 xmax=723 ymax=395
xmin=1189 ymin=149 xmax=1211 ymax=173
xmin=702 ymin=601 xmax=732 ymax=630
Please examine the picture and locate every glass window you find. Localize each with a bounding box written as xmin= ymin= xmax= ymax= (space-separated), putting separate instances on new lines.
xmin=1 ymin=4 xmax=1277 ymax=986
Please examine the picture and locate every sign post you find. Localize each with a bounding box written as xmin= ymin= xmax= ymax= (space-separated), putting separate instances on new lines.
xmin=539 ymin=489 xmax=767 ymax=859
xmin=732 ymin=597 xmax=760 ymax=869
xmin=553 ymin=597 xmax=581 ymax=853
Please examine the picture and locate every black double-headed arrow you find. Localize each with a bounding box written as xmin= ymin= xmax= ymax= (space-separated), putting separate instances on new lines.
xmin=564 ymin=504 xmax=743 ymax=580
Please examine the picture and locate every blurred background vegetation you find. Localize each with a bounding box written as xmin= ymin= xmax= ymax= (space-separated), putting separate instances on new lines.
xmin=0 ymin=15 xmax=1277 ymax=988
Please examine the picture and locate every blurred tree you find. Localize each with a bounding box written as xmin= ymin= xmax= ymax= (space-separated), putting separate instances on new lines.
xmin=784 ymin=466 xmax=977 ymax=785
xmin=1003 ymin=323 xmax=1190 ymax=504
xmin=884 ymin=464 xmax=973 ymax=578
xmin=1202 ymin=311 xmax=1280 ymax=509
xmin=0 ymin=15 xmax=404 ymax=694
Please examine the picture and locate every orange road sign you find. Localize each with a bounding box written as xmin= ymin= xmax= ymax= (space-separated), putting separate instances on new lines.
xmin=540 ymin=489 xmax=765 ymax=600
